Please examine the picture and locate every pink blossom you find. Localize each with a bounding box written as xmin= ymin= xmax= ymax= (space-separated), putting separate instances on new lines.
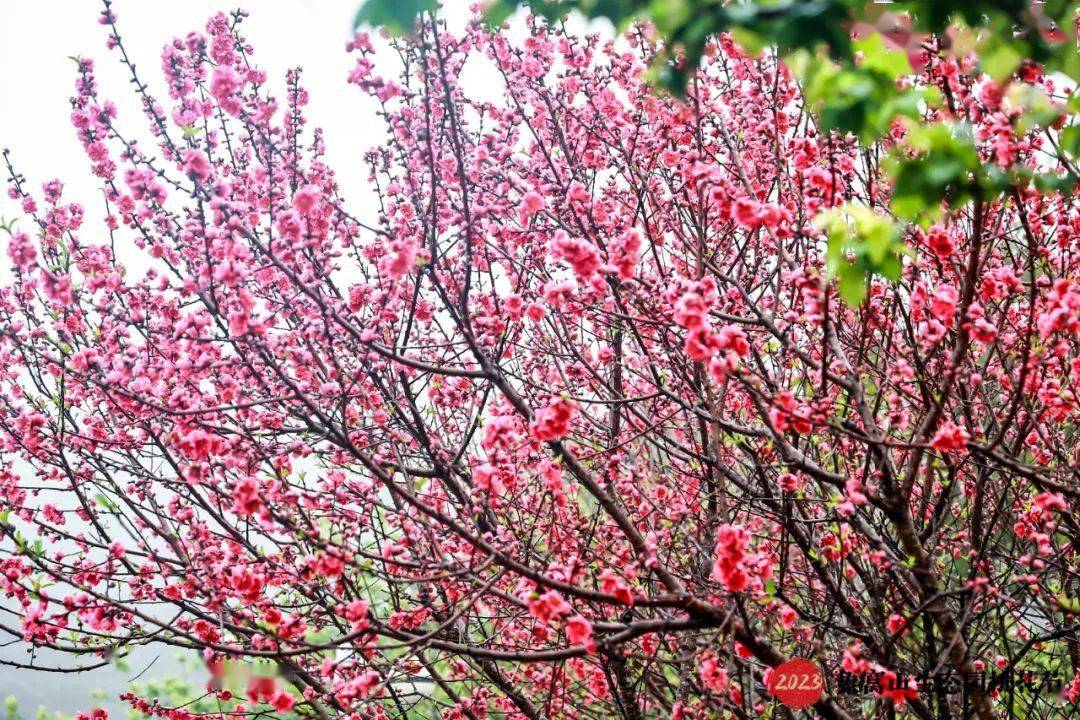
xmin=385 ymin=241 xmax=418 ymax=279
xmin=481 ymin=415 xmax=519 ymax=453
xmin=473 ymin=463 xmax=505 ymax=496
xmin=293 ymin=184 xmax=323 ymax=214
xmin=42 ymin=271 xmax=73 ymax=306
xmin=712 ymin=523 xmax=751 ymax=592
xmin=926 ymin=226 xmax=956 ymax=259
xmin=565 ymin=614 xmax=595 ymax=652
xmin=770 ymin=390 xmax=811 ymax=434
xmin=550 ymin=231 xmax=601 ymax=279
xmin=1037 ymin=279 xmax=1080 ymax=339
xmin=599 ymin=569 xmax=634 ymax=605
xmin=530 ymin=397 xmax=577 ymax=441
xmin=684 ymin=326 xmax=722 ymax=361
xmin=520 ymin=191 xmax=546 ymax=218
xmin=699 ymin=655 xmax=729 ymax=692
xmin=174 ymin=428 xmax=222 ymax=460
xmin=182 ymin=149 xmax=211 ymax=183
xmin=247 ymin=675 xmax=277 ymax=703
xmin=529 ymin=590 xmax=571 ymax=623
xmin=0 ymin=11 xmax=1071 ymax=719
xmin=7 ymin=232 xmax=37 ymax=270
xmin=271 ymin=690 xmax=295 ymax=713
xmin=929 ymin=285 xmax=959 ymax=325
xmin=777 ymin=473 xmax=800 ymax=493
xmin=228 ymin=309 xmax=251 ymax=336
xmin=732 ymin=197 xmax=760 ymax=228
xmin=715 ymin=324 xmax=750 ymax=356
xmin=209 ymin=65 xmax=242 ymax=113
xmin=214 ymin=258 xmax=247 ymax=287
xmin=674 ymin=291 xmax=711 ymax=329
xmin=930 ymin=421 xmax=970 ymax=454
xmin=610 ymin=228 xmax=642 ymax=280
xmin=1035 ymin=492 xmax=1067 ymax=512
xmin=231 ymin=475 xmax=263 ymax=516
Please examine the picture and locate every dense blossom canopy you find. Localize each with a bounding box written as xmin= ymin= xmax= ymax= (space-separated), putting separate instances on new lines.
xmin=0 ymin=5 xmax=1078 ymax=720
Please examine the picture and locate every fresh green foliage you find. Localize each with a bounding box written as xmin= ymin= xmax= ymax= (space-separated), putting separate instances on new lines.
xmin=799 ymin=33 xmax=938 ymax=142
xmin=885 ymin=122 xmax=986 ymax=225
xmin=817 ymin=204 xmax=908 ymax=307
xmin=885 ymin=118 xmax=1077 ymax=227
xmin=4 ymin=696 xmax=70 ymax=720
xmin=351 ymin=0 xmax=1079 ymax=307
xmin=354 ymin=0 xmax=1079 ymax=93
xmin=354 ymin=0 xmax=439 ymax=35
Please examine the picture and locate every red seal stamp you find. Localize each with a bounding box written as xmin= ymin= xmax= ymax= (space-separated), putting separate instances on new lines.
xmin=768 ymin=658 xmax=824 ymax=708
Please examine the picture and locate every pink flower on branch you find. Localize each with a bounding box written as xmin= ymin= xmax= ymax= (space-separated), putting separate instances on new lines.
xmin=0 ymin=6 xmax=1074 ymax=720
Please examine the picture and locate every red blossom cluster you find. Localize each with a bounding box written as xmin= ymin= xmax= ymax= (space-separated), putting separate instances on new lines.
xmin=0 ymin=4 xmax=1077 ymax=720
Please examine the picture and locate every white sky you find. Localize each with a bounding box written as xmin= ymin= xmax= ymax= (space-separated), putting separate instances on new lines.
xmin=0 ymin=0 xmax=484 ymax=229
xmin=0 ymin=0 xmax=611 ymax=710
xmin=0 ymin=0 xmax=476 ymax=710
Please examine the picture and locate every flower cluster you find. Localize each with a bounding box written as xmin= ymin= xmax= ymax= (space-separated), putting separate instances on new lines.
xmin=0 ymin=4 xmax=1076 ymax=720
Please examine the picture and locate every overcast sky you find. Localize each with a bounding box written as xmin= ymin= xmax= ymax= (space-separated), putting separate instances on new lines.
xmin=0 ymin=0 xmax=452 ymax=711
xmin=1 ymin=0 xmax=401 ymax=229
xmin=0 ymin=0 xmax=615 ymax=710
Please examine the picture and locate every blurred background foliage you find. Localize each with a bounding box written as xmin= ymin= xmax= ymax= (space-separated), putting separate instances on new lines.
xmin=353 ymin=0 xmax=1080 ymax=305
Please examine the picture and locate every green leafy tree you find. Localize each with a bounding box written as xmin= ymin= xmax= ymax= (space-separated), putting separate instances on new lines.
xmin=355 ymin=1 xmax=1078 ymax=95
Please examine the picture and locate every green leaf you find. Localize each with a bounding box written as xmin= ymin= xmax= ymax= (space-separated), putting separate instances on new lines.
xmin=876 ymin=253 xmax=904 ymax=282
xmin=855 ymin=32 xmax=911 ymax=80
xmin=1034 ymin=171 xmax=1076 ymax=194
xmin=1058 ymin=594 xmax=1080 ymax=614
xmin=1062 ymin=125 xmax=1080 ymax=156
xmin=838 ymin=266 xmax=867 ymax=307
xmin=801 ymin=41 xmax=930 ymax=142
xmin=1008 ymin=84 xmax=1061 ymax=135
xmin=649 ymin=0 xmax=693 ymax=33
xmin=816 ymin=203 xmax=906 ymax=307
xmin=982 ymin=43 xmax=1022 ymax=81
xmin=483 ymin=0 xmax=518 ymax=27
xmin=730 ymin=27 xmax=766 ymax=56
xmin=887 ymin=122 xmax=983 ymax=224
xmin=354 ymin=0 xmax=439 ymax=34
